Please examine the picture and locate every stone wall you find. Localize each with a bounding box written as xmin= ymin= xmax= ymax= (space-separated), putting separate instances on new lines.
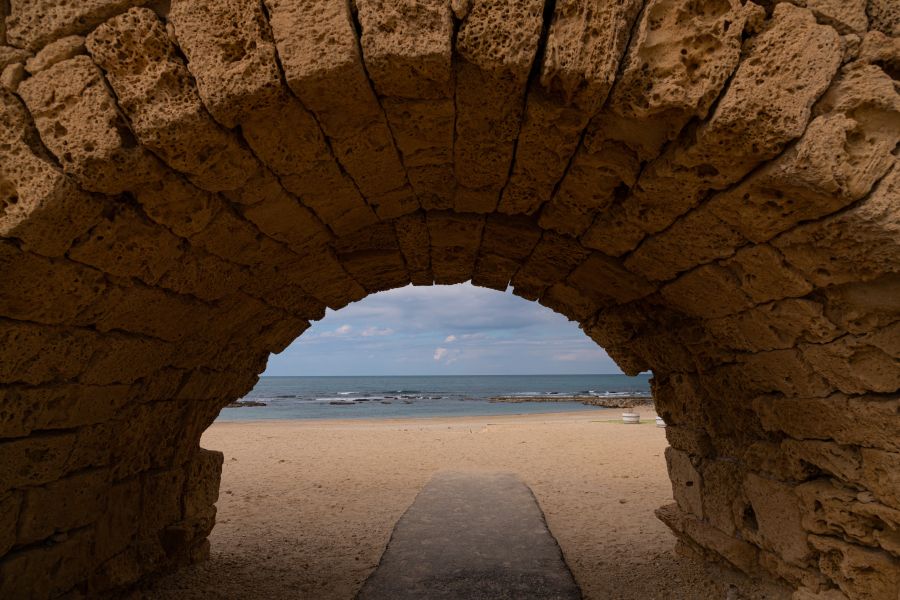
xmin=0 ymin=1 xmax=897 ymax=598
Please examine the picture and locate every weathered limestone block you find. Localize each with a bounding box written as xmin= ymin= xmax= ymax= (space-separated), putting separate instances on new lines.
xmin=241 ymin=97 xmax=377 ymax=236
xmin=78 ymin=334 xmax=175 ymax=386
xmin=661 ymin=264 xmax=754 ymax=319
xmin=0 ymin=62 xmax=23 ymax=91
xmin=798 ymin=479 xmax=900 ymax=555
xmin=184 ymin=449 xmax=224 ymax=520
xmin=94 ymin=477 xmax=140 ymax=564
xmin=802 ymin=0 xmax=869 ymax=34
xmin=857 ymin=31 xmax=900 ymax=77
xmin=0 ymin=431 xmax=78 ymax=490
xmin=264 ymin=0 xmax=414 ymax=218
xmin=0 ymin=528 xmax=92 ymax=599
xmin=158 ymin=250 xmax=250 ymax=303
xmin=0 ymin=321 xmax=95 ymax=385
xmin=0 ymin=88 xmax=104 ymax=257
xmin=742 ymin=473 xmax=813 ymax=566
xmin=471 ymin=215 xmax=541 ymax=291
xmin=5 ymin=0 xmax=150 ymax=51
xmin=665 ymin=447 xmax=704 ymax=518
xmin=623 ymin=4 xmax=842 ymax=237
xmin=357 ymin=0 xmax=456 ymax=210
xmin=709 ymin=349 xmax=834 ymax=400
xmin=543 ymin=0 xmax=759 ymax=236
xmin=427 ymin=211 xmax=484 ymax=284
xmin=665 ymin=426 xmax=714 ymax=458
xmin=394 ymin=212 xmax=433 ymax=286
xmin=0 ymin=242 xmax=109 ymax=325
xmin=19 ymin=55 xmax=162 ymax=194
xmin=754 ymin=394 xmax=900 ymax=453
xmin=68 ymin=205 xmax=184 ymax=287
xmin=861 ymin=449 xmax=900 ymax=511
xmin=262 ymin=250 xmax=366 ymax=311
xmin=704 ymin=299 xmax=841 ymax=353
xmin=75 ymin=284 xmax=212 ymax=343
xmin=24 ymin=35 xmax=84 ymax=73
xmin=708 ymin=64 xmax=899 ymax=244
xmin=511 ymin=233 xmax=590 ymax=300
xmin=741 ymin=441 xmax=819 ymax=483
xmin=188 ymin=205 xmax=289 ymax=268
xmin=867 ymin=0 xmax=899 ymax=36
xmin=335 ymin=223 xmax=411 ymax=293
xmin=0 ymin=493 xmax=19 ymax=556
xmin=454 ymin=0 xmax=544 ymax=212
xmin=775 ymin=164 xmax=899 ymax=288
xmin=17 ymin=468 xmax=109 ymax=545
xmin=86 ymin=8 xmax=258 ymax=192
xmin=657 ymin=503 xmax=760 ymax=574
xmin=237 ymin=171 xmax=332 ymax=254
xmin=721 ymin=245 xmax=813 ymax=305
xmin=781 ymin=440 xmax=863 ymax=484
xmin=0 ymin=384 xmax=129 ymax=438
xmin=498 ymin=0 xmax=642 ymax=215
xmin=802 ymin=330 xmax=900 ymax=394
xmin=810 ymin=535 xmax=900 ymax=600
xmin=133 ymin=171 xmax=222 ymax=239
xmin=168 ymin=0 xmax=284 ymax=128
xmin=700 ymin=459 xmax=744 ymax=535
xmin=566 ymin=252 xmax=656 ymax=307
xmin=624 ymin=205 xmax=746 ymax=282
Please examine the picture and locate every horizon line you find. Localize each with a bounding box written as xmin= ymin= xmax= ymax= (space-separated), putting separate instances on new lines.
xmin=259 ymin=373 xmax=644 ymax=377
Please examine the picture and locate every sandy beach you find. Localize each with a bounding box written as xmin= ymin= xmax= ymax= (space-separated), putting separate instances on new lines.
xmin=142 ymin=409 xmax=789 ymax=599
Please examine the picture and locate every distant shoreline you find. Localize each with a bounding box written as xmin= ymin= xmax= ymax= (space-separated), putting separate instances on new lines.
xmin=490 ymin=395 xmax=653 ymax=408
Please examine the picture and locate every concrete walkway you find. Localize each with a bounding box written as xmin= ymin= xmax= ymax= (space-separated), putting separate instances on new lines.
xmin=356 ymin=471 xmax=582 ymax=600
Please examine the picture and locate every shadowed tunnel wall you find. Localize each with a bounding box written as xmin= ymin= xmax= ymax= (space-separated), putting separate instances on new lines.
xmin=0 ymin=0 xmax=898 ymax=598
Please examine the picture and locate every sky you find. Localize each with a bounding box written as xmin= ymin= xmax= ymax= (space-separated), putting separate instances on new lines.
xmin=263 ymin=283 xmax=624 ymax=376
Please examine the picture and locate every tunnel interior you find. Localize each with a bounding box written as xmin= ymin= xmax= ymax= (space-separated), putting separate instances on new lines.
xmin=0 ymin=0 xmax=898 ymax=598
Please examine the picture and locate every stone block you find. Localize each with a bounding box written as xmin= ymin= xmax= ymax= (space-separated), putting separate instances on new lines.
xmin=0 ymin=321 xmax=95 ymax=385
xmin=742 ymin=473 xmax=812 ymax=566
xmin=704 ymin=299 xmax=840 ymax=353
xmin=264 ymin=0 xmax=410 ymax=214
xmin=661 ymin=264 xmax=754 ymax=318
xmin=86 ymin=8 xmax=258 ymax=192
xmin=427 ymin=212 xmax=484 ymax=284
xmin=665 ymin=447 xmax=704 ymax=518
xmin=0 ymin=88 xmax=104 ymax=257
xmin=0 ymin=384 xmax=129 ymax=438
xmin=18 ymin=55 xmax=161 ymax=194
xmin=6 ymin=0 xmax=150 ymax=50
xmin=94 ymin=477 xmax=140 ymax=563
xmin=810 ymin=534 xmax=900 ymax=599
xmin=184 ymin=449 xmax=224 ymax=520
xmin=241 ymin=98 xmax=377 ymax=236
xmin=455 ymin=0 xmax=544 ymax=212
xmin=0 ymin=527 xmax=92 ymax=599
xmin=860 ymin=448 xmax=900 ymax=510
xmin=0 ymin=432 xmax=76 ymax=491
xmin=656 ymin=502 xmax=759 ymax=574
xmin=17 ymin=468 xmax=109 ymax=544
xmin=822 ymin=275 xmax=900 ymax=335
xmin=0 ymin=492 xmax=20 ymax=556
xmin=543 ymin=0 xmax=759 ymax=235
xmin=754 ymin=393 xmax=900 ymax=453
xmin=169 ymin=0 xmax=284 ymax=128
xmin=498 ymin=0 xmax=642 ymax=214
xmin=774 ymin=165 xmax=899 ymax=288
xmin=24 ymin=35 xmax=84 ymax=73
xmin=393 ymin=212 xmax=433 ymax=285
xmin=68 ymin=205 xmax=184 ymax=286
xmin=511 ymin=233 xmax=590 ymax=300
xmin=624 ymin=4 xmax=842 ymax=236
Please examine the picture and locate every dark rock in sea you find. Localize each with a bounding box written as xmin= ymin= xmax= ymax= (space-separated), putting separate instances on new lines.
xmin=329 ymin=401 xmax=356 ymax=406
xmin=381 ymin=401 xmax=392 ymax=404
xmin=225 ymin=400 xmax=267 ymax=408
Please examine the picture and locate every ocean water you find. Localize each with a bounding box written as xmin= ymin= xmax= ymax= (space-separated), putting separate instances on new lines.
xmin=216 ymin=374 xmax=652 ymax=421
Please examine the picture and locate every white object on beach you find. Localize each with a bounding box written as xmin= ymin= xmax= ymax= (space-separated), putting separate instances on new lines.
xmin=656 ymin=416 xmax=666 ymax=428
xmin=622 ymin=412 xmax=640 ymax=424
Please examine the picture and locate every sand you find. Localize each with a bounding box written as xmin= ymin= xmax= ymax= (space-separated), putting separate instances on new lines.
xmin=142 ymin=409 xmax=790 ymax=599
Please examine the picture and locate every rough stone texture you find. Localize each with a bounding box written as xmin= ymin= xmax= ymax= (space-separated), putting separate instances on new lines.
xmin=453 ymin=0 xmax=545 ymax=213
xmin=0 ymin=2 xmax=898 ymax=599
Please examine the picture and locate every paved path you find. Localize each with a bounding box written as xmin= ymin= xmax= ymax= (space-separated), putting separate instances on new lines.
xmin=357 ymin=471 xmax=582 ymax=600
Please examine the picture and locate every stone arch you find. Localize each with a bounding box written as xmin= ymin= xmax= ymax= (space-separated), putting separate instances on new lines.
xmin=0 ymin=0 xmax=898 ymax=598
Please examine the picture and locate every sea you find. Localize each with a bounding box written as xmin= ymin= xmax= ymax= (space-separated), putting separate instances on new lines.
xmin=216 ymin=374 xmax=652 ymax=421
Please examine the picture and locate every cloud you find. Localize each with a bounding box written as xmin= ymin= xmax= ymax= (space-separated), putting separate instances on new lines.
xmin=433 ymin=347 xmax=448 ymax=361
xmin=444 ymin=335 xmax=457 ymax=343
xmin=361 ymin=326 xmax=394 ymax=337
xmin=317 ymin=324 xmax=353 ymax=338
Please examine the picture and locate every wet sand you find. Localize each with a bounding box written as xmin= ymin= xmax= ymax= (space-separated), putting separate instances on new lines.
xmin=142 ymin=409 xmax=789 ymax=599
